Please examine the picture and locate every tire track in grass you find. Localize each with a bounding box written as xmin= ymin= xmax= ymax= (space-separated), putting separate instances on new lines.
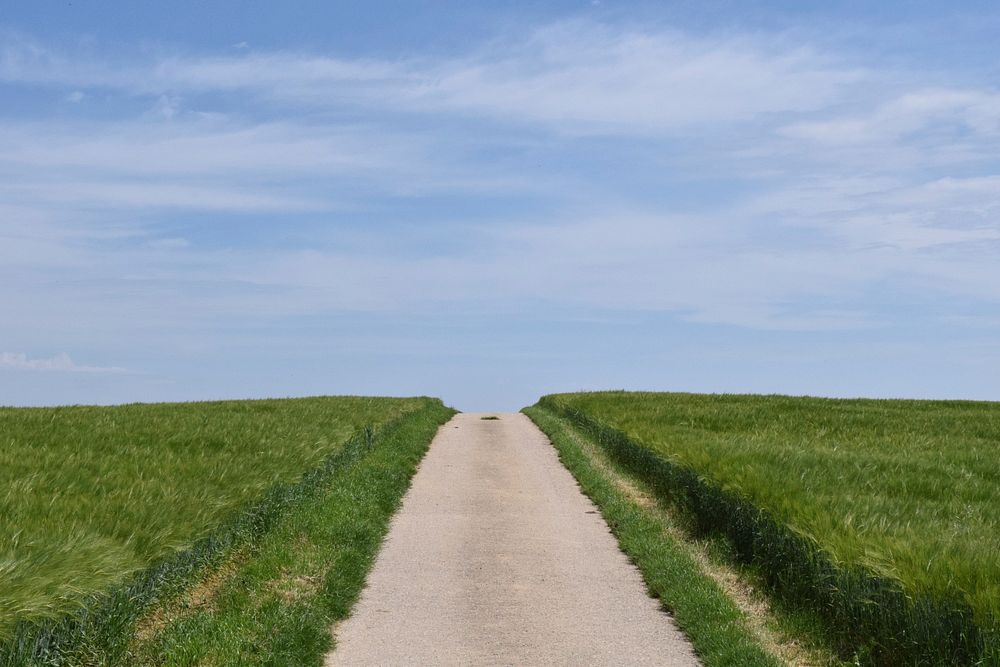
xmin=126 ymin=401 xmax=455 ymax=666
xmin=526 ymin=405 xmax=841 ymax=666
xmin=524 ymin=405 xmax=787 ymax=667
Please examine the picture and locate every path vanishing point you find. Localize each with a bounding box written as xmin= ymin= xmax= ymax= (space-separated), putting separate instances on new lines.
xmin=326 ymin=412 xmax=700 ymax=666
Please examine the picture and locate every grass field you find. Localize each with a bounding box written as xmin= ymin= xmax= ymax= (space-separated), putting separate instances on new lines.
xmin=0 ymin=395 xmax=441 ymax=659
xmin=538 ymin=391 xmax=1000 ymax=664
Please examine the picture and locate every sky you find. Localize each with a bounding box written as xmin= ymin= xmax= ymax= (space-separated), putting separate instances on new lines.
xmin=3 ymin=1 xmax=1000 ymax=411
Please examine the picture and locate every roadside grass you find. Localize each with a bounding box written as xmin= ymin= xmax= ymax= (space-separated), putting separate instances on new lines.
xmin=539 ymin=392 xmax=1000 ymax=665
xmin=0 ymin=396 xmax=446 ymax=664
xmin=129 ymin=399 xmax=454 ymax=665
xmin=523 ymin=404 xmax=784 ymax=667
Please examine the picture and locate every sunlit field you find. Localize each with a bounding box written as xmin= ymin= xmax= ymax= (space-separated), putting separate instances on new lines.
xmin=0 ymin=396 xmax=427 ymax=633
xmin=538 ymin=391 xmax=1000 ymax=663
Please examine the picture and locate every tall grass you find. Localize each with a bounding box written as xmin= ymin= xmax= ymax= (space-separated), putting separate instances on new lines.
xmin=0 ymin=396 xmax=426 ymax=641
xmin=540 ymin=392 xmax=1000 ymax=665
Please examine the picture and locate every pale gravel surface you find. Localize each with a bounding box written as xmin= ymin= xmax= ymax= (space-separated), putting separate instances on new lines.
xmin=327 ymin=412 xmax=700 ymax=666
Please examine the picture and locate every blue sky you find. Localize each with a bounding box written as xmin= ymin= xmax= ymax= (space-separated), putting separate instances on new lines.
xmin=3 ymin=1 xmax=1000 ymax=411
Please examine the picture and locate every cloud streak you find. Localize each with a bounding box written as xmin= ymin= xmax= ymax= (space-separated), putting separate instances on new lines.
xmin=0 ymin=352 xmax=127 ymax=374
xmin=2 ymin=23 xmax=865 ymax=133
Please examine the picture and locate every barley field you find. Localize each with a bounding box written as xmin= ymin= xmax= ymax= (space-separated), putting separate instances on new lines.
xmin=0 ymin=396 xmax=426 ymax=634
xmin=538 ymin=391 xmax=1000 ymax=663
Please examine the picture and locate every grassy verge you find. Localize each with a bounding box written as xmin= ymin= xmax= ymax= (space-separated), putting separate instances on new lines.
xmin=524 ymin=404 xmax=783 ymax=667
xmin=539 ymin=392 xmax=999 ymax=665
xmin=1 ymin=397 xmax=451 ymax=665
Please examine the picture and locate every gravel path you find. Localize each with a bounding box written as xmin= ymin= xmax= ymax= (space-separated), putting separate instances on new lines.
xmin=326 ymin=412 xmax=700 ymax=666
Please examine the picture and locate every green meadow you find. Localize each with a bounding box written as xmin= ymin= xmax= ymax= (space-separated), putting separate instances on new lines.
xmin=0 ymin=396 xmax=431 ymax=639
xmin=7 ymin=389 xmax=1000 ymax=665
xmin=538 ymin=391 xmax=1000 ymax=663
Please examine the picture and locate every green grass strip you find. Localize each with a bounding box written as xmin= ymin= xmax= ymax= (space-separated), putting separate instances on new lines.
xmin=128 ymin=399 xmax=455 ymax=665
xmin=3 ymin=399 xmax=453 ymax=666
xmin=539 ymin=395 xmax=995 ymax=666
xmin=524 ymin=405 xmax=782 ymax=667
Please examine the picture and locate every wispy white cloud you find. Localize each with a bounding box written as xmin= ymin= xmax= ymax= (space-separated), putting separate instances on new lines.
xmin=0 ymin=121 xmax=418 ymax=175
xmin=1 ymin=22 xmax=865 ymax=134
xmin=0 ymin=114 xmax=547 ymax=225
xmin=399 ymin=22 xmax=865 ymax=133
xmin=781 ymin=88 xmax=1000 ymax=146
xmin=2 ymin=179 xmax=329 ymax=212
xmin=2 ymin=18 xmax=1000 ymax=337
xmin=0 ymin=352 xmax=127 ymax=374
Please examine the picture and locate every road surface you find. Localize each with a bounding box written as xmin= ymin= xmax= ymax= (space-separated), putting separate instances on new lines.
xmin=327 ymin=412 xmax=699 ymax=666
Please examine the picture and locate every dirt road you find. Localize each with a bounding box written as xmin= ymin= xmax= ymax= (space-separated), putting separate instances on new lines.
xmin=326 ymin=412 xmax=699 ymax=666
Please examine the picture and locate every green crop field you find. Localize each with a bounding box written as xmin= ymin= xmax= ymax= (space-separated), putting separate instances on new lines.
xmin=0 ymin=395 xmax=438 ymax=655
xmin=536 ymin=391 xmax=1000 ymax=664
